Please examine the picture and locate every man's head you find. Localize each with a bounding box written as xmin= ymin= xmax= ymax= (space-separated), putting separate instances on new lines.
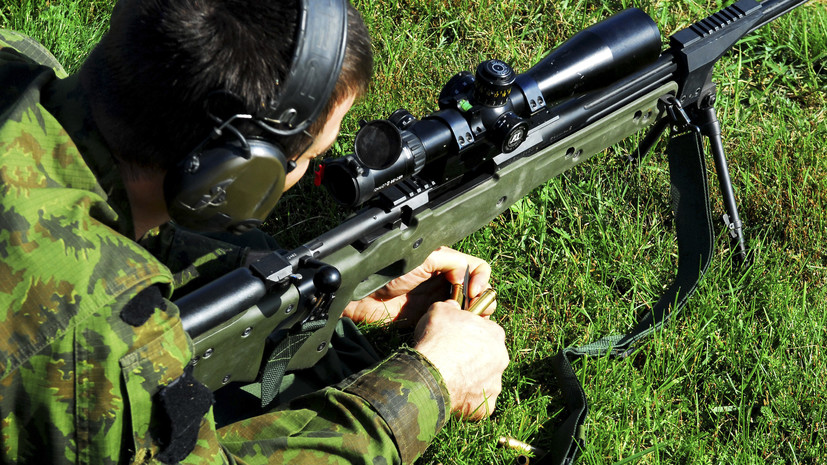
xmin=82 ymin=0 xmax=372 ymax=170
xmin=80 ymin=0 xmax=372 ymax=233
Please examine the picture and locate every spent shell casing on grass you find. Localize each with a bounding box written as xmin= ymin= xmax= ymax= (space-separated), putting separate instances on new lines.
xmin=467 ymin=288 xmax=497 ymax=315
xmin=497 ymin=436 xmax=545 ymax=456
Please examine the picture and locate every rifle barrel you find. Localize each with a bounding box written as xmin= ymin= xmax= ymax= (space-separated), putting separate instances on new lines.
xmin=752 ymin=0 xmax=810 ymax=34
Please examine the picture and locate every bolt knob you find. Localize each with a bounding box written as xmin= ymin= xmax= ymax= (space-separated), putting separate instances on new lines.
xmin=313 ymin=265 xmax=341 ymax=294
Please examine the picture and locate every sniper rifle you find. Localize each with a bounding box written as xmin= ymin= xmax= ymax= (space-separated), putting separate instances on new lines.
xmin=176 ymin=0 xmax=810 ymax=462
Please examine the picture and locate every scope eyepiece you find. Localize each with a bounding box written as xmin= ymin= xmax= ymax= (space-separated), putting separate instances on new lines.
xmin=353 ymin=119 xmax=402 ymax=170
xmin=320 ymin=116 xmax=428 ymax=207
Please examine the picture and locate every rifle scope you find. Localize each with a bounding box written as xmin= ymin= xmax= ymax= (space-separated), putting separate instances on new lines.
xmin=318 ymin=8 xmax=662 ymax=207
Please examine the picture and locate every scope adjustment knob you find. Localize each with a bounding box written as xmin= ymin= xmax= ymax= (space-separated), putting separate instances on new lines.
xmin=474 ymin=59 xmax=516 ymax=107
xmin=493 ymin=112 xmax=529 ymax=153
xmin=400 ymin=129 xmax=426 ymax=175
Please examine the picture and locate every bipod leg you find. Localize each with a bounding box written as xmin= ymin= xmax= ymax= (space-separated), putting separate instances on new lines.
xmin=691 ymin=101 xmax=749 ymax=264
xmin=629 ymin=117 xmax=669 ymax=163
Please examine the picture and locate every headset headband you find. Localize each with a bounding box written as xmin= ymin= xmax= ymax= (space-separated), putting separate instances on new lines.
xmin=262 ymin=0 xmax=348 ymax=135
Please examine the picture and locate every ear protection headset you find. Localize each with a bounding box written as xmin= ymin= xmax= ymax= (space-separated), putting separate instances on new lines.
xmin=164 ymin=0 xmax=348 ymax=234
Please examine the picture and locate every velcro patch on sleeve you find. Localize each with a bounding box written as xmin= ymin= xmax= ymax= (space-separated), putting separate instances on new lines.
xmin=155 ymin=367 xmax=214 ymax=464
xmin=120 ymin=285 xmax=167 ymax=326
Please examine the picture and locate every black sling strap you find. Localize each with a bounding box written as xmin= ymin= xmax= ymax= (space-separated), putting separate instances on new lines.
xmin=540 ymin=124 xmax=716 ymax=464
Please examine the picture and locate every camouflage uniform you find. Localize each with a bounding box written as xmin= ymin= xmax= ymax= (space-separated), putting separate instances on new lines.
xmin=0 ymin=31 xmax=450 ymax=464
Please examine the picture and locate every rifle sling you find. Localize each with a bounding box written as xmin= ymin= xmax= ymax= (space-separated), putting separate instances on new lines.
xmin=544 ymin=128 xmax=715 ymax=464
xmin=260 ymin=319 xmax=328 ymax=408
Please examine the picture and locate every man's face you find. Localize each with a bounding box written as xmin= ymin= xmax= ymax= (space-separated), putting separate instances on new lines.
xmin=283 ymin=94 xmax=356 ymax=191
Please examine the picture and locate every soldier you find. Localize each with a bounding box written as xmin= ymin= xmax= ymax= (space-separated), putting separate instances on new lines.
xmin=0 ymin=0 xmax=509 ymax=464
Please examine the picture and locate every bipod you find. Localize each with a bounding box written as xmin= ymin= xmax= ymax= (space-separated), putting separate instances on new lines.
xmin=632 ymin=89 xmax=749 ymax=265
xmin=544 ymin=90 xmax=721 ymax=465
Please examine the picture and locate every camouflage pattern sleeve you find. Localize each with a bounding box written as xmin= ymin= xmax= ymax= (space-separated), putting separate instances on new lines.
xmin=0 ymin=29 xmax=68 ymax=77
xmin=339 ymin=348 xmax=451 ymax=464
xmin=216 ymin=348 xmax=449 ymax=465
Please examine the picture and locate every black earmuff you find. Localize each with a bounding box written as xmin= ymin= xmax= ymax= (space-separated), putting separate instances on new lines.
xmin=164 ymin=0 xmax=348 ymax=233
xmin=164 ymin=136 xmax=289 ymax=234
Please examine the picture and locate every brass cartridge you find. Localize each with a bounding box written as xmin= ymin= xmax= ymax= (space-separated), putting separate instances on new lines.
xmin=497 ymin=436 xmax=545 ymax=456
xmin=468 ymin=288 xmax=497 ymax=315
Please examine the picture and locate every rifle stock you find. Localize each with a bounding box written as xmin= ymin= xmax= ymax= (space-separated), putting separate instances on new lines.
xmin=184 ymin=82 xmax=674 ymax=390
xmin=178 ymin=0 xmax=808 ymax=392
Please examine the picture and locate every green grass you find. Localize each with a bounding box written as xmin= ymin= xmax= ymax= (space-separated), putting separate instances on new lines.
xmin=4 ymin=0 xmax=826 ymax=463
xmin=0 ymin=0 xmax=112 ymax=71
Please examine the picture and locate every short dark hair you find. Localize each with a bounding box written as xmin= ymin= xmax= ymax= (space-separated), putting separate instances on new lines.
xmin=81 ymin=0 xmax=372 ymax=170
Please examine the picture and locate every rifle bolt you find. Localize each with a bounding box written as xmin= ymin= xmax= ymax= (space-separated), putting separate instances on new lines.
xmin=241 ymin=327 xmax=253 ymax=338
xmin=203 ymin=348 xmax=214 ymax=359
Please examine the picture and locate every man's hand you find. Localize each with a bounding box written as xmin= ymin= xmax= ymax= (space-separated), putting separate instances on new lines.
xmin=343 ymin=246 xmax=495 ymax=327
xmin=413 ymin=300 xmax=509 ymax=420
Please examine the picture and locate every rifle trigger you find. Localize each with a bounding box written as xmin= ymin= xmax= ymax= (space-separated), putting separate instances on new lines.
xmin=303 ymin=292 xmax=334 ymax=324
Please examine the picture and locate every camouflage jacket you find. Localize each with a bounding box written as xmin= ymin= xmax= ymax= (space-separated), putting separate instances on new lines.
xmin=0 ymin=30 xmax=449 ymax=465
